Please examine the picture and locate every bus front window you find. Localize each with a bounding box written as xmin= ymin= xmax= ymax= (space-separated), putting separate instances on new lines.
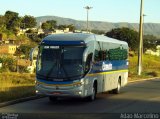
xmin=36 ymin=46 xmax=85 ymax=81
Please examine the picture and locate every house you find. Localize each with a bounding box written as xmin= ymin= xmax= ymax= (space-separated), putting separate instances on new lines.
xmin=145 ymin=45 xmax=160 ymax=56
xmin=17 ymin=29 xmax=27 ymax=36
xmin=0 ymin=44 xmax=17 ymax=55
xmin=37 ymin=28 xmax=44 ymax=34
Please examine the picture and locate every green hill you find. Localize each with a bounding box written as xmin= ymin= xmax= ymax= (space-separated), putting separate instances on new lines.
xmin=36 ymin=16 xmax=160 ymax=38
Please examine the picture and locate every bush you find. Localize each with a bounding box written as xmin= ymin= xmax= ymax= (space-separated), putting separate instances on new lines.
xmin=0 ymin=56 xmax=16 ymax=72
xmin=146 ymin=71 xmax=158 ymax=77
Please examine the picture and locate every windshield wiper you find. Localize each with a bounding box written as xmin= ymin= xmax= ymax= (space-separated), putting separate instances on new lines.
xmin=46 ymin=63 xmax=57 ymax=79
xmin=60 ymin=49 xmax=71 ymax=80
xmin=61 ymin=64 xmax=71 ymax=80
xmin=60 ymin=58 xmax=70 ymax=80
xmin=45 ymin=50 xmax=60 ymax=79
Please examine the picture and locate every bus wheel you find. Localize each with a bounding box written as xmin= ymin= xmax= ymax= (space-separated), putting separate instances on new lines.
xmin=49 ymin=96 xmax=57 ymax=102
xmin=87 ymin=84 xmax=96 ymax=101
xmin=113 ymin=79 xmax=121 ymax=94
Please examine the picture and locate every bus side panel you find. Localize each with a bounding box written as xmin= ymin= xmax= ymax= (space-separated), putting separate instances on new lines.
xmin=103 ymin=73 xmax=114 ymax=91
xmin=83 ymin=76 xmax=94 ymax=96
xmin=121 ymin=72 xmax=128 ymax=87
xmin=103 ymin=71 xmax=128 ymax=92
xmin=95 ymin=74 xmax=104 ymax=93
xmin=84 ymin=74 xmax=103 ymax=96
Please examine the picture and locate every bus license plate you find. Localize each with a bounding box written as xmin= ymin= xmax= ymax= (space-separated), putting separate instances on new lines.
xmin=51 ymin=92 xmax=62 ymax=95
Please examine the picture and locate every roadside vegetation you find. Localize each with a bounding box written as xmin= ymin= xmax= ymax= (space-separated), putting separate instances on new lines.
xmin=129 ymin=54 xmax=160 ymax=81
xmin=0 ymin=72 xmax=35 ymax=103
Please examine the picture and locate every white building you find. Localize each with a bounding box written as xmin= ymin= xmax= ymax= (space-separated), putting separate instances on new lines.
xmin=145 ymin=45 xmax=160 ymax=56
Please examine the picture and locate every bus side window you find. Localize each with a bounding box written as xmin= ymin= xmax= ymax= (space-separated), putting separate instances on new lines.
xmin=94 ymin=50 xmax=99 ymax=62
xmin=108 ymin=48 xmax=128 ymax=60
xmin=106 ymin=50 xmax=109 ymax=60
xmin=98 ymin=51 xmax=103 ymax=60
xmin=99 ymin=50 xmax=107 ymax=61
xmin=94 ymin=50 xmax=107 ymax=62
xmin=85 ymin=53 xmax=93 ymax=73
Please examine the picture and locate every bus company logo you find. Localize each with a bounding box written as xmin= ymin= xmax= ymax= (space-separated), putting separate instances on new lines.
xmin=102 ymin=62 xmax=112 ymax=71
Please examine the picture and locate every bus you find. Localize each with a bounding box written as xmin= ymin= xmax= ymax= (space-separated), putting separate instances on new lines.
xmin=30 ymin=33 xmax=128 ymax=101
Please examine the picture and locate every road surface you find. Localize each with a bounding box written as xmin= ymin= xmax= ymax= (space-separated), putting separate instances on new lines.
xmin=0 ymin=78 xmax=160 ymax=119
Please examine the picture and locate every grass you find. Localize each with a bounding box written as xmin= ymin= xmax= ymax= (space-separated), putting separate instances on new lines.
xmin=129 ymin=54 xmax=160 ymax=81
xmin=0 ymin=54 xmax=160 ymax=103
xmin=0 ymin=72 xmax=35 ymax=103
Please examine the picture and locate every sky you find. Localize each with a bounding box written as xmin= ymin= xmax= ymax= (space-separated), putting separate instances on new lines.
xmin=0 ymin=0 xmax=160 ymax=23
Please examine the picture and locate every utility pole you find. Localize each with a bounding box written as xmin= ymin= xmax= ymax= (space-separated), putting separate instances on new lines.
xmin=138 ymin=0 xmax=144 ymax=75
xmin=142 ymin=14 xmax=146 ymax=60
xmin=84 ymin=6 xmax=92 ymax=33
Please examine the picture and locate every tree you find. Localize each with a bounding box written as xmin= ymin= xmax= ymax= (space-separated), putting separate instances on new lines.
xmin=57 ymin=24 xmax=75 ymax=31
xmin=21 ymin=15 xmax=37 ymax=28
xmin=41 ymin=22 xmax=50 ymax=30
xmin=0 ymin=56 xmax=16 ymax=72
xmin=143 ymin=35 xmax=157 ymax=51
xmin=41 ymin=20 xmax=57 ymax=31
xmin=105 ymin=27 xmax=139 ymax=51
xmin=46 ymin=20 xmax=57 ymax=29
xmin=156 ymin=39 xmax=160 ymax=45
xmin=0 ymin=15 xmax=6 ymax=31
xmin=57 ymin=25 xmax=67 ymax=30
xmin=91 ymin=29 xmax=105 ymax=35
xmin=67 ymin=24 xmax=75 ymax=31
xmin=16 ymin=45 xmax=33 ymax=59
xmin=25 ymin=29 xmax=36 ymax=33
xmin=4 ymin=11 xmax=20 ymax=31
xmin=28 ymin=34 xmax=42 ymax=43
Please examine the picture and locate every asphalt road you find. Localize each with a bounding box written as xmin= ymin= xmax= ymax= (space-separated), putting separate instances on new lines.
xmin=0 ymin=78 xmax=160 ymax=119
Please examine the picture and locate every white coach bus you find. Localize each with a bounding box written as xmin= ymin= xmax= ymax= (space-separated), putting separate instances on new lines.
xmin=30 ymin=33 xmax=128 ymax=101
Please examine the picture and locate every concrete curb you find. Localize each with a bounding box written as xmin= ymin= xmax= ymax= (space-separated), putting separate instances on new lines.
xmin=0 ymin=95 xmax=45 ymax=108
xmin=128 ymin=77 xmax=160 ymax=83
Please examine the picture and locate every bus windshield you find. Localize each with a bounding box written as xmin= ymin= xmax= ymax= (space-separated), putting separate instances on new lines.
xmin=36 ymin=45 xmax=85 ymax=81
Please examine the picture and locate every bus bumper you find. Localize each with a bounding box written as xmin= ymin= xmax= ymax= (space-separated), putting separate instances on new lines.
xmin=35 ymin=84 xmax=85 ymax=98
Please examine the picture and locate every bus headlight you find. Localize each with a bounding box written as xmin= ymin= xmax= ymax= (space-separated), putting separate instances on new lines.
xmin=78 ymin=91 xmax=82 ymax=94
xmin=75 ymin=91 xmax=82 ymax=95
xmin=36 ymin=90 xmax=39 ymax=93
xmin=74 ymin=82 xmax=84 ymax=87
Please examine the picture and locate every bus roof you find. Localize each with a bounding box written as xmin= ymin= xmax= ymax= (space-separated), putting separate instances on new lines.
xmin=41 ymin=33 xmax=127 ymax=46
xmin=95 ymin=35 xmax=128 ymax=45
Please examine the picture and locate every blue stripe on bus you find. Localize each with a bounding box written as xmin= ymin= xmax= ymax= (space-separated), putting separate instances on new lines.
xmin=91 ymin=60 xmax=128 ymax=73
xmin=37 ymin=78 xmax=75 ymax=84
xmin=42 ymin=40 xmax=85 ymax=45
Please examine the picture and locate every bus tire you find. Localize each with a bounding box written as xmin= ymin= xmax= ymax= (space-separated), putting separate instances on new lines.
xmin=108 ymin=90 xmax=113 ymax=94
xmin=87 ymin=83 xmax=97 ymax=101
xmin=112 ymin=79 xmax=121 ymax=94
xmin=49 ymin=96 xmax=57 ymax=101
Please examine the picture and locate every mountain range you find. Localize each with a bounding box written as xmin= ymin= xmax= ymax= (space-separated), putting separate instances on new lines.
xmin=36 ymin=16 xmax=160 ymax=38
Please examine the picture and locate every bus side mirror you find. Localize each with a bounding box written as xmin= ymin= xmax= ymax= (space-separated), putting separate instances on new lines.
xmin=30 ymin=46 xmax=39 ymax=61
xmin=83 ymin=48 xmax=89 ymax=62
